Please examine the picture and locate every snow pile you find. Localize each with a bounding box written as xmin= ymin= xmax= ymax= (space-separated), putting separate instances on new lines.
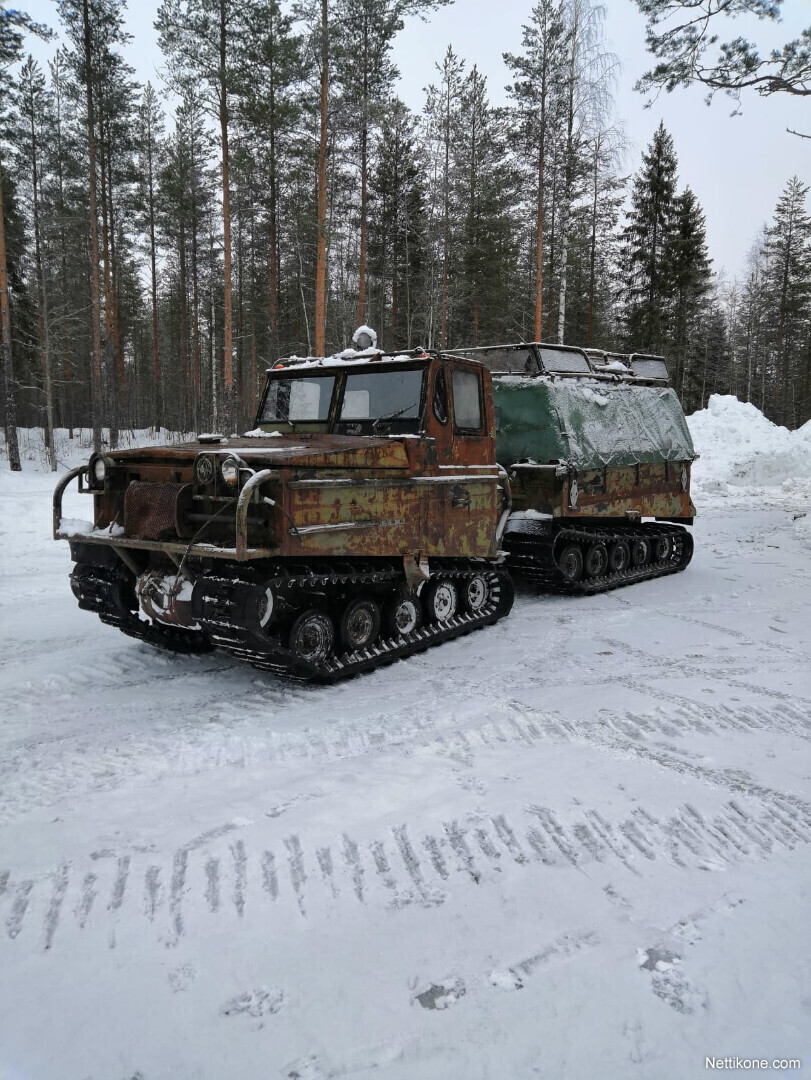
xmin=687 ymin=395 xmax=811 ymax=503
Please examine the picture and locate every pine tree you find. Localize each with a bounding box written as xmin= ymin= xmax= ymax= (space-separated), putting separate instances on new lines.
xmin=1 ymin=5 xmax=50 ymax=470
xmin=505 ymin=0 xmax=568 ymax=342
xmin=423 ymin=45 xmax=464 ymax=348
xmin=135 ymin=82 xmax=164 ymax=430
xmin=16 ymin=55 xmax=57 ymax=468
xmin=157 ymin=0 xmax=251 ymax=433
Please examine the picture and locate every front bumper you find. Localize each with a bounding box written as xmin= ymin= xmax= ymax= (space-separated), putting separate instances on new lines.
xmin=53 ymin=466 xmax=279 ymax=562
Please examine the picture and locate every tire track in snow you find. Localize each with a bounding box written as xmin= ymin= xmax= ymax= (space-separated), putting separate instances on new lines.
xmin=1 ymin=690 xmax=809 ymax=825
xmin=4 ymin=789 xmax=810 ymax=952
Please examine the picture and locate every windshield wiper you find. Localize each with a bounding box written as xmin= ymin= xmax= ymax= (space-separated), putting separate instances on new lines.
xmin=272 ymin=404 xmax=295 ymax=430
xmin=371 ymin=401 xmax=419 ymax=431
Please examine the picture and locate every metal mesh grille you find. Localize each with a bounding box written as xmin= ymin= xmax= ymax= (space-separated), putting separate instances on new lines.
xmin=124 ymin=481 xmax=184 ymax=541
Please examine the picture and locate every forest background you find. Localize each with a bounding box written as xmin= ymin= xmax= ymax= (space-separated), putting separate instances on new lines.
xmin=0 ymin=0 xmax=809 ymax=470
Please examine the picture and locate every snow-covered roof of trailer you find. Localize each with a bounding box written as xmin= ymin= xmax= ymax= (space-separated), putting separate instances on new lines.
xmin=493 ymin=376 xmax=696 ymax=470
xmin=449 ymin=343 xmax=671 ymax=386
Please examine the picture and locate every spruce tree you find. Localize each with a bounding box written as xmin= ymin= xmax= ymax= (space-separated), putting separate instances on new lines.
xmin=456 ymin=66 xmax=517 ymax=346
xmin=762 ymin=177 xmax=811 ymax=426
xmin=667 ymin=185 xmax=712 ymax=402
xmin=367 ymin=99 xmax=427 ymax=349
xmin=620 ymin=120 xmax=678 ymax=352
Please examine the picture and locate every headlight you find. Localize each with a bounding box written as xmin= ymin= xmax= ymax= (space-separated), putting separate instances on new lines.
xmin=221 ymin=458 xmax=240 ymax=485
xmin=194 ymin=454 xmax=215 ymax=486
xmin=87 ymin=454 xmax=107 ymax=487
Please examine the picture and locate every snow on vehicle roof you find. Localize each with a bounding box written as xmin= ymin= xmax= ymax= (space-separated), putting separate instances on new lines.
xmin=265 ymin=350 xmax=420 ymax=373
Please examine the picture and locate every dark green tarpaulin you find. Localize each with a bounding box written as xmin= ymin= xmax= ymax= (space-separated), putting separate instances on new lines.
xmin=493 ymin=377 xmax=696 ymax=470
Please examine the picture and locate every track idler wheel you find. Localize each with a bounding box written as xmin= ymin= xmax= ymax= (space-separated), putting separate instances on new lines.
xmin=289 ymin=609 xmax=335 ymax=664
xmin=339 ymin=596 xmax=381 ymax=652
xmin=584 ymin=542 xmax=608 ymax=578
xmin=423 ymin=578 xmax=459 ymax=625
xmin=557 ymin=544 xmax=584 ymax=583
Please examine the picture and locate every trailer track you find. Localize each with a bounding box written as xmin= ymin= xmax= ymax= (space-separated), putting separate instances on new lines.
xmin=503 ymin=521 xmax=693 ymax=594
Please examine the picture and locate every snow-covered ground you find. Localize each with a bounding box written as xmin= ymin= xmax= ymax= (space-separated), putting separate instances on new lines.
xmin=1 ymin=397 xmax=809 ymax=1080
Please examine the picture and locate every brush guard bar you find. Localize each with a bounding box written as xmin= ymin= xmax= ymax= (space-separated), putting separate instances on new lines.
xmin=53 ymin=466 xmax=278 ymax=561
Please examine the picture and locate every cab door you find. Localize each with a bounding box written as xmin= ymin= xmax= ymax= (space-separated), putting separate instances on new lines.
xmin=423 ymin=360 xmax=499 ymax=558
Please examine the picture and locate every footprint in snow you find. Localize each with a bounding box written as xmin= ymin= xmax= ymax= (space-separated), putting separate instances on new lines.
xmin=412 ymin=977 xmax=466 ymax=1010
xmin=220 ymin=986 xmax=286 ymax=1018
xmin=637 ymin=946 xmax=708 ymax=1015
xmin=168 ymin=964 xmax=196 ymax=992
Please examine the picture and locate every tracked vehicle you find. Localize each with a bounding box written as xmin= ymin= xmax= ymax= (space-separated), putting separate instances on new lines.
xmin=452 ymin=342 xmax=696 ymax=593
xmin=54 ymin=348 xmax=514 ymax=681
xmin=54 ymin=340 xmax=696 ymax=680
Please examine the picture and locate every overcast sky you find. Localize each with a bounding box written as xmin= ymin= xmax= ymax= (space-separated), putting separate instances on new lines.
xmin=18 ymin=0 xmax=810 ymax=279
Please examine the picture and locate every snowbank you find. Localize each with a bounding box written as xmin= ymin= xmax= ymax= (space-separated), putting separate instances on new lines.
xmin=687 ymin=394 xmax=811 ymax=505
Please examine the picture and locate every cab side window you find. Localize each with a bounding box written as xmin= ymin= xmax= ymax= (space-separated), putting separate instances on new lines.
xmin=451 ymin=367 xmax=483 ymax=431
xmin=433 ymin=366 xmax=449 ymax=425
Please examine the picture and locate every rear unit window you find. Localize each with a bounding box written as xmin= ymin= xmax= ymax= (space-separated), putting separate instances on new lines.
xmin=451 ymin=368 xmax=483 ymax=430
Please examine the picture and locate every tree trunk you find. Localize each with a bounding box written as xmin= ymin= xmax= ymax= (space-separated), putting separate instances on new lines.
xmin=587 ymin=136 xmax=600 ymax=347
xmin=268 ymin=13 xmax=279 ymax=360
xmin=219 ymin=0 xmax=235 ymax=431
xmin=440 ymin=71 xmax=451 ymax=348
xmin=0 ymin=158 xmax=21 ymax=471
xmin=99 ymin=148 xmax=118 ymax=449
xmin=83 ymin=0 xmax=105 ymax=453
xmin=534 ymin=55 xmax=548 ymax=342
xmin=146 ymin=114 xmax=161 ymax=431
xmin=356 ymin=14 xmax=369 ymax=327
xmin=314 ymin=0 xmax=329 ymax=356
xmin=29 ymin=105 xmax=56 ymax=471
xmin=179 ymin=220 xmax=189 ymax=430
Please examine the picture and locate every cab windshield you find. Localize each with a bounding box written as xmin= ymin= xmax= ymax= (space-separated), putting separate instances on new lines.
xmin=258 ymin=365 xmax=426 ymax=433
xmin=338 ymin=368 xmax=424 ymax=432
xmin=260 ymin=375 xmax=336 ymax=424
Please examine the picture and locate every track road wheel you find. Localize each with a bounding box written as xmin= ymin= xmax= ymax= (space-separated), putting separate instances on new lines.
xmin=383 ymin=590 xmax=422 ymax=639
xmin=631 ymin=537 xmax=650 ymax=567
xmin=585 ymin=542 xmax=608 ymax=579
xmin=288 ymin=609 xmax=335 ymax=665
xmin=557 ymin=544 xmax=584 ymax=583
xmin=339 ymin=596 xmax=381 ymax=652
xmin=422 ymin=578 xmax=458 ymax=625
xmin=654 ymin=535 xmax=673 ymax=563
xmin=609 ymin=540 xmax=630 ymax=573
xmin=461 ymin=572 xmax=490 ymax=614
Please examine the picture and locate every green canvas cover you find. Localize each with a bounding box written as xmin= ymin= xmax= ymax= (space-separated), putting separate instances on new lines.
xmin=493 ymin=376 xmax=696 ymax=470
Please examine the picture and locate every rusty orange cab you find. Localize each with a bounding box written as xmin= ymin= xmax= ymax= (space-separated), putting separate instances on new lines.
xmin=54 ymin=348 xmax=514 ymax=680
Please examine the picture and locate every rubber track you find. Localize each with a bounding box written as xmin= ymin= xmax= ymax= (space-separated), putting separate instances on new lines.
xmin=504 ymin=522 xmax=693 ymax=595
xmin=82 ymin=560 xmax=514 ymax=683
xmin=201 ymin=561 xmax=515 ymax=683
